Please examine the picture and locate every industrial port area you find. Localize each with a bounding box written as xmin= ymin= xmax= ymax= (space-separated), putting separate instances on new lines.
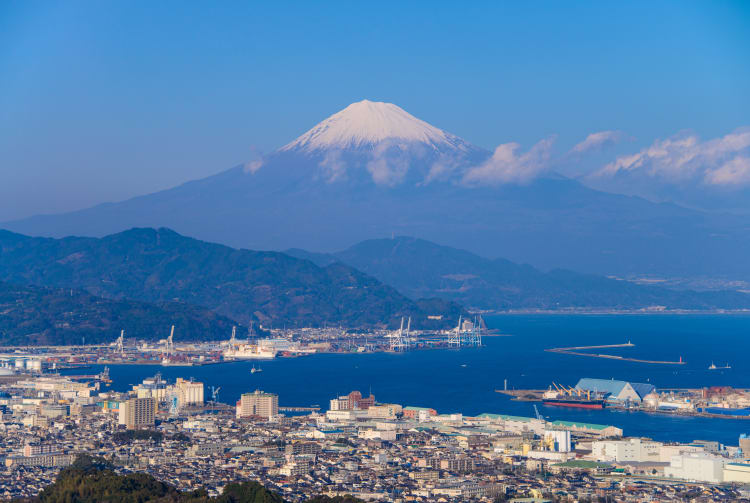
xmin=2 ymin=364 xmax=750 ymax=502
xmin=499 ymin=378 xmax=750 ymax=420
xmin=0 ymin=317 xmax=487 ymax=370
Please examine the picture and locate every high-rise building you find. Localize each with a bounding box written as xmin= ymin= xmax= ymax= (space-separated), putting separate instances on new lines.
xmin=118 ymin=397 xmax=156 ymax=429
xmin=236 ymin=390 xmax=278 ymax=419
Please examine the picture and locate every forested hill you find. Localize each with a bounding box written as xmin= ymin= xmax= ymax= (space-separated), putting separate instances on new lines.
xmin=13 ymin=455 xmax=364 ymax=503
xmin=0 ymin=281 xmax=242 ymax=346
xmin=0 ymin=228 xmax=463 ymax=329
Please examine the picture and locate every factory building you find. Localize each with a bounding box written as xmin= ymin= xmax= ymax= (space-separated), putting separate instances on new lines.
xmin=236 ymin=390 xmax=278 ymax=419
xmin=118 ymin=397 xmax=156 ymax=429
xmin=547 ymin=420 xmax=623 ymax=437
xmin=724 ymin=462 xmax=750 ymax=483
xmin=664 ymin=452 xmax=725 ymax=483
xmin=575 ymin=378 xmax=655 ymax=404
xmin=592 ymin=438 xmax=662 ymax=462
xmin=544 ymin=430 xmax=572 ymax=452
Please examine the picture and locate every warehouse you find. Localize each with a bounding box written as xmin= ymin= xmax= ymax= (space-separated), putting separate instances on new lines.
xmin=575 ymin=378 xmax=655 ymax=404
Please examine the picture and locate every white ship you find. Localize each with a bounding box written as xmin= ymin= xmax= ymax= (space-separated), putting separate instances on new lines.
xmin=223 ymin=343 xmax=276 ymax=360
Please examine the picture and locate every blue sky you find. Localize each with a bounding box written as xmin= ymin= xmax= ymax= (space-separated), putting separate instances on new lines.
xmin=1 ymin=1 xmax=749 ymax=220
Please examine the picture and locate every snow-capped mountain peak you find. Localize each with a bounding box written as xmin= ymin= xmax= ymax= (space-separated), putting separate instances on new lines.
xmin=281 ymin=100 xmax=472 ymax=153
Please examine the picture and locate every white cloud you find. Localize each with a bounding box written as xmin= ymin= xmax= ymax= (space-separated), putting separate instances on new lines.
xmin=462 ymin=136 xmax=556 ymax=185
xmin=318 ymin=150 xmax=348 ymax=183
xmin=570 ymin=130 xmax=625 ymax=154
xmin=365 ymin=141 xmax=422 ymax=186
xmin=704 ymin=156 xmax=750 ymax=186
xmin=243 ymin=160 xmax=263 ymax=173
xmin=595 ymin=128 xmax=750 ymax=186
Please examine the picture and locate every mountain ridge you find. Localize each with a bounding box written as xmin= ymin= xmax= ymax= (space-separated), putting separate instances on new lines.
xmin=0 ymin=228 xmax=463 ymax=329
xmin=285 ymin=236 xmax=750 ymax=311
xmin=4 ymin=100 xmax=750 ymax=281
xmin=0 ymin=280 xmax=243 ymax=346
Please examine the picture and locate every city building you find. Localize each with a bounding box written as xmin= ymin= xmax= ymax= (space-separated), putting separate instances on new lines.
xmin=329 ymin=390 xmax=375 ymax=411
xmin=236 ymin=390 xmax=278 ymax=419
xmin=118 ymin=397 xmax=156 ymax=429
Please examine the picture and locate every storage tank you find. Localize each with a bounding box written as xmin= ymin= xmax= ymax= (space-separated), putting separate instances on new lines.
xmin=27 ymin=359 xmax=42 ymax=371
xmin=14 ymin=359 xmax=26 ymax=369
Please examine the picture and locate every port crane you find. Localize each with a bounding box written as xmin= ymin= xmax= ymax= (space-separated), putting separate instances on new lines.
xmin=210 ymin=386 xmax=221 ymax=404
xmin=163 ymin=325 xmax=175 ymax=355
xmin=533 ymin=405 xmax=543 ymax=420
xmin=112 ymin=330 xmax=125 ymax=355
xmin=448 ymin=315 xmax=482 ymax=347
xmin=448 ymin=315 xmax=463 ymax=347
xmin=389 ymin=317 xmax=410 ymax=352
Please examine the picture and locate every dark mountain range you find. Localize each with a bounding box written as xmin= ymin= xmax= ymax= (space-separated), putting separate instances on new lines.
xmin=0 ymin=228 xmax=463 ymax=329
xmin=0 ymin=281 xmax=241 ymax=346
xmin=4 ymin=101 xmax=750 ymax=281
xmin=286 ymin=237 xmax=750 ymax=311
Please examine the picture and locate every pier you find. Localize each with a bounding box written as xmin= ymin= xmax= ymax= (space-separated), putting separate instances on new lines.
xmin=545 ymin=342 xmax=685 ymax=365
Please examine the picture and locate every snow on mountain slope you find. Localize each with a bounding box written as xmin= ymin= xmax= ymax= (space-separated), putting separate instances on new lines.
xmin=281 ymin=100 xmax=475 ymax=153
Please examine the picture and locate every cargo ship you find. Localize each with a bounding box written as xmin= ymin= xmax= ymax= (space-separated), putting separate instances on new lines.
xmin=542 ymin=397 xmax=606 ymax=409
xmin=542 ymin=382 xmax=606 ymax=409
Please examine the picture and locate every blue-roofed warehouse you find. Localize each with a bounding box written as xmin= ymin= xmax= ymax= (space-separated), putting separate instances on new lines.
xmin=575 ymin=378 xmax=655 ymax=404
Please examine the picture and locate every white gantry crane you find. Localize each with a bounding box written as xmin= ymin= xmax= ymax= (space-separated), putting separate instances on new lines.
xmin=163 ymin=325 xmax=175 ymax=355
xmin=113 ymin=329 xmax=125 ymax=355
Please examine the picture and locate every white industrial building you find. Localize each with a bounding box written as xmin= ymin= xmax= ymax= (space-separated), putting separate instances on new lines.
xmin=592 ymin=438 xmax=662 ymax=463
xmin=664 ymin=453 xmax=725 ymax=483
xmin=724 ymin=462 xmax=750 ymax=483
xmin=544 ymin=429 xmax=571 ymax=452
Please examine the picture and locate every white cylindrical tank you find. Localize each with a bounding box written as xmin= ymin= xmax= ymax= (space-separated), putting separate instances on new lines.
xmin=27 ymin=359 xmax=42 ymax=371
xmin=14 ymin=359 xmax=25 ymax=369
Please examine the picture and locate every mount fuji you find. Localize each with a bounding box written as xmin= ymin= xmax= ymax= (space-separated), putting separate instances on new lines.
xmin=5 ymin=100 xmax=750 ymax=280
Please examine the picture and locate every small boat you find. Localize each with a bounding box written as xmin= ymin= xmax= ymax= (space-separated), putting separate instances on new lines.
xmin=250 ymin=365 xmax=262 ymax=374
xmin=709 ymin=362 xmax=717 ymax=370
xmin=709 ymin=362 xmax=731 ymax=370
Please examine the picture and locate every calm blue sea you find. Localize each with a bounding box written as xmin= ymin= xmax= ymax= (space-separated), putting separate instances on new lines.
xmin=80 ymin=315 xmax=750 ymax=445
